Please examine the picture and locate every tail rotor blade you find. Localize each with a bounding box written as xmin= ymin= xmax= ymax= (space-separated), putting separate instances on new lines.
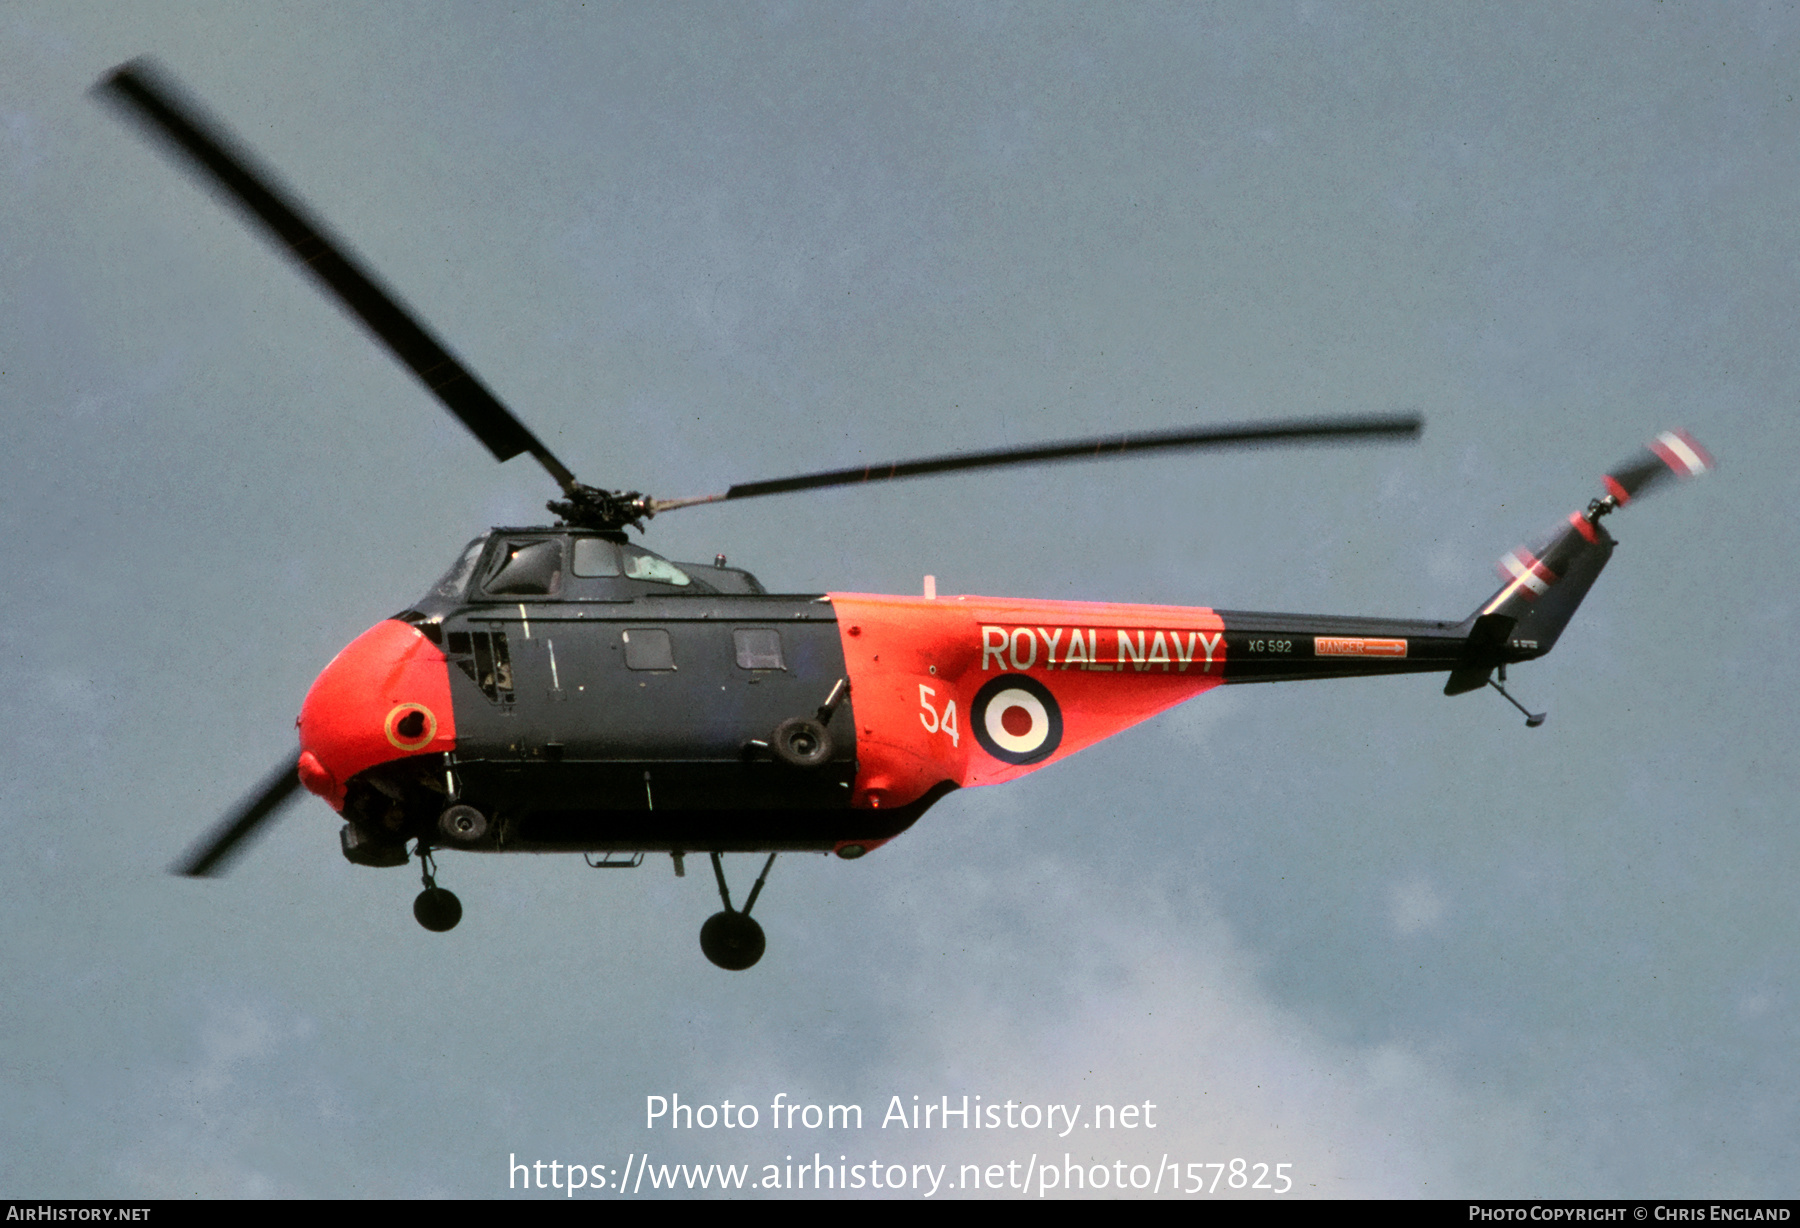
xmin=1602 ymin=429 xmax=1713 ymax=506
xmin=175 ymin=756 xmax=305 ymax=877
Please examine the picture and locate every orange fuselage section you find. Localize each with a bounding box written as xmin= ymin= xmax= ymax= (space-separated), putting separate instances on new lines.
xmin=296 ymin=619 xmax=456 ymax=810
xmin=829 ymin=593 xmax=1226 ymax=811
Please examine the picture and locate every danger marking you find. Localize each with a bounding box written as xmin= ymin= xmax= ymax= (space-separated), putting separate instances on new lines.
xmin=1314 ymin=636 xmax=1407 ymax=658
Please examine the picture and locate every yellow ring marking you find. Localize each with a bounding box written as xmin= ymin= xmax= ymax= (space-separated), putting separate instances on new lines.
xmin=384 ymin=703 xmax=438 ymax=752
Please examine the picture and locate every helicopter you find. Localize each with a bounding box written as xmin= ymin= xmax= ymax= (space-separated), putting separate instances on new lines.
xmin=98 ymin=59 xmax=1711 ymax=970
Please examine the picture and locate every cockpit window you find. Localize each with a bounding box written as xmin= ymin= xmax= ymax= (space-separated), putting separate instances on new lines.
xmin=431 ymin=538 xmax=488 ymax=599
xmin=621 ymin=544 xmax=691 ymax=587
xmin=484 ymin=539 xmax=563 ymax=596
xmin=571 ymin=538 xmax=622 ymax=577
xmin=572 ymin=539 xmax=690 ymax=586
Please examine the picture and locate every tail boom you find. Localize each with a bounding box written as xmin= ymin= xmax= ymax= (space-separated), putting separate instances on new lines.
xmin=1206 ymin=611 xmax=1471 ymax=685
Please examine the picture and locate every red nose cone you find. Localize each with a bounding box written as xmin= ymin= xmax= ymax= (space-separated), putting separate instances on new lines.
xmin=297 ymin=619 xmax=456 ymax=811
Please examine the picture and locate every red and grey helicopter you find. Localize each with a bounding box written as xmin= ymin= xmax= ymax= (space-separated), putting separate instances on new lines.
xmin=99 ymin=61 xmax=1711 ymax=969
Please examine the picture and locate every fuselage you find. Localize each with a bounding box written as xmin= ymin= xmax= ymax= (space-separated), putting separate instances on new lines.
xmin=297 ymin=527 xmax=1487 ymax=859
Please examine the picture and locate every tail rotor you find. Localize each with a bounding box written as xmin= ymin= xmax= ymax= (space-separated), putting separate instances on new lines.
xmin=1445 ymin=429 xmax=1712 ymax=710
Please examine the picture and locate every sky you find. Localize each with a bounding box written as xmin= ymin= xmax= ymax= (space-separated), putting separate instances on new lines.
xmin=2 ymin=2 xmax=1796 ymax=1199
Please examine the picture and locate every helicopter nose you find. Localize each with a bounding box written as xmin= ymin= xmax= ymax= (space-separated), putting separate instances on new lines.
xmin=296 ymin=619 xmax=456 ymax=810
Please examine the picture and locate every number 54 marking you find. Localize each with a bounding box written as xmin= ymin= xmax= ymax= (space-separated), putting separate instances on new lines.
xmin=918 ymin=684 xmax=960 ymax=746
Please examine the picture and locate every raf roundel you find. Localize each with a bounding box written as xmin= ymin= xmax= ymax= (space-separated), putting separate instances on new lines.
xmin=971 ymin=675 xmax=1064 ymax=766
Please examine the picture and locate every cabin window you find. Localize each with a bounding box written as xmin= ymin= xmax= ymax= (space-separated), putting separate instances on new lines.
xmin=485 ymin=539 xmax=563 ymax=596
xmin=733 ymin=628 xmax=785 ymax=670
xmin=572 ymin=538 xmax=622 ymax=577
xmin=622 ymin=628 xmax=676 ymax=671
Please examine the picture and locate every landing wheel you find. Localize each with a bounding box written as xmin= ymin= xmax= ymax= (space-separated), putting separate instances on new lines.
xmin=699 ymin=851 xmax=776 ymax=970
xmin=699 ymin=910 xmax=765 ymax=970
xmin=771 ymin=716 xmax=832 ymax=768
xmin=412 ymin=844 xmax=462 ymax=932
xmin=437 ymin=803 xmax=487 ymax=844
xmin=413 ymin=886 xmax=462 ymax=932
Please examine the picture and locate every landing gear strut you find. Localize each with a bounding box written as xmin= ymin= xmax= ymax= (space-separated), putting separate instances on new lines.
xmin=699 ymin=852 xmax=774 ymax=970
xmin=412 ymin=845 xmax=462 ymax=932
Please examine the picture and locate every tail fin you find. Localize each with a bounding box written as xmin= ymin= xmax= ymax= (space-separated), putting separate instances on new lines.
xmin=1444 ymin=430 xmax=1711 ymax=696
xmin=1486 ymin=513 xmax=1618 ymax=651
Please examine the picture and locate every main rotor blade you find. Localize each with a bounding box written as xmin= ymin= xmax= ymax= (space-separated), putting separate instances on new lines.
xmin=95 ymin=58 xmax=578 ymax=492
xmin=652 ymin=414 xmax=1421 ymax=511
xmin=174 ymin=756 xmax=304 ymax=877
